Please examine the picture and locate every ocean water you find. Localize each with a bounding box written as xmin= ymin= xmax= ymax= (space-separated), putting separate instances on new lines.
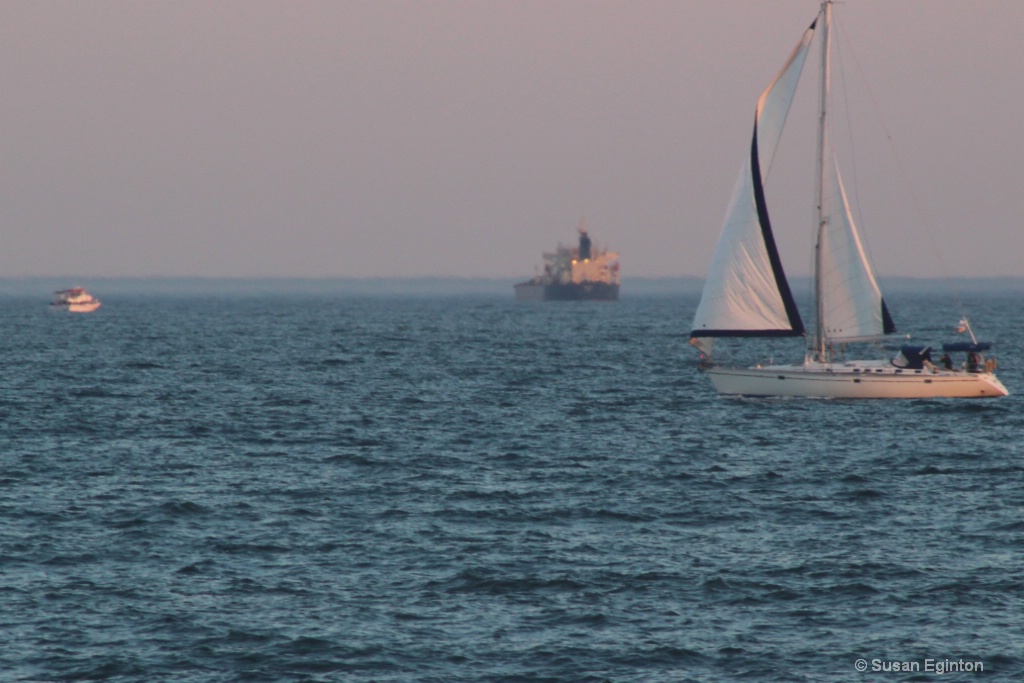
xmin=2 ymin=285 xmax=1023 ymax=682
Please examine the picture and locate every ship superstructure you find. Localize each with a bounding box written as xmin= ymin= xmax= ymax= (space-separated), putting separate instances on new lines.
xmin=514 ymin=225 xmax=619 ymax=301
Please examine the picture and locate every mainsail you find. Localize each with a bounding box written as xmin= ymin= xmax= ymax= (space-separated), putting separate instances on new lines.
xmin=818 ymin=156 xmax=895 ymax=342
xmin=689 ymin=21 xmax=816 ymax=339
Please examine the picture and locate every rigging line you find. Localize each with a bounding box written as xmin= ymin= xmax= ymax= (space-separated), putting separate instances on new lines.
xmin=831 ymin=16 xmax=892 ymax=297
xmin=832 ymin=16 xmax=968 ymax=315
xmin=832 ymin=15 xmax=894 ymax=345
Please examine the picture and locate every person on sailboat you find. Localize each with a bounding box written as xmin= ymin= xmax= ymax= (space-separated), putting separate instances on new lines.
xmin=939 ymin=353 xmax=953 ymax=371
xmin=967 ymin=352 xmax=980 ymax=373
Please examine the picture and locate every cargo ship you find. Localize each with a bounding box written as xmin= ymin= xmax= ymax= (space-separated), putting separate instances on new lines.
xmin=514 ymin=225 xmax=620 ymax=301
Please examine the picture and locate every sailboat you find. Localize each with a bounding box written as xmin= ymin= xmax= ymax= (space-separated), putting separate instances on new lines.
xmin=689 ymin=1 xmax=1007 ymax=399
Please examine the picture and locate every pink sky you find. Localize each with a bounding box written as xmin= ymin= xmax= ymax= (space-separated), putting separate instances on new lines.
xmin=1 ymin=0 xmax=1021 ymax=278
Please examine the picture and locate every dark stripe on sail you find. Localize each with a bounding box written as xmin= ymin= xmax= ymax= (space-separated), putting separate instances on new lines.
xmin=749 ymin=123 xmax=806 ymax=336
xmin=881 ymin=298 xmax=896 ymax=334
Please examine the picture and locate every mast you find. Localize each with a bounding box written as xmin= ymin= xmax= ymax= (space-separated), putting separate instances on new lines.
xmin=813 ymin=0 xmax=831 ymax=362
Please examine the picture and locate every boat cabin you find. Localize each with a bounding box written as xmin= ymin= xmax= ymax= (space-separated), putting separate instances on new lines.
xmin=894 ymin=343 xmax=995 ymax=373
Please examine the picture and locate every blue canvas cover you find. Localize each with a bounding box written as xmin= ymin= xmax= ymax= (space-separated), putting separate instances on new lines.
xmin=941 ymin=342 xmax=991 ymax=353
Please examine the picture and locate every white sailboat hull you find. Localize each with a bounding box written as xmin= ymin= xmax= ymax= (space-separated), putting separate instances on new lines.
xmin=707 ymin=363 xmax=1008 ymax=399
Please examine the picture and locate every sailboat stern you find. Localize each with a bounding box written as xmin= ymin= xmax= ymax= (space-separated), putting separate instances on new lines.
xmin=976 ymin=372 xmax=1009 ymax=397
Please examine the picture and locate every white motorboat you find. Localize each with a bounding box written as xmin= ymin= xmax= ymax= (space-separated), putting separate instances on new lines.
xmin=51 ymin=287 xmax=102 ymax=313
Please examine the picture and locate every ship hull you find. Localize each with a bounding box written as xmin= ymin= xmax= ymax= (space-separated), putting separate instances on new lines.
xmin=706 ymin=363 xmax=1008 ymax=399
xmin=50 ymin=301 xmax=102 ymax=313
xmin=66 ymin=302 xmax=102 ymax=313
xmin=513 ymin=282 xmax=546 ymax=301
xmin=514 ymin=281 xmax=618 ymax=302
xmin=545 ymin=282 xmax=618 ymax=301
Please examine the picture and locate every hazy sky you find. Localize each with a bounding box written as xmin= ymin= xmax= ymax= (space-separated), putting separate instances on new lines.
xmin=2 ymin=0 xmax=1021 ymax=279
